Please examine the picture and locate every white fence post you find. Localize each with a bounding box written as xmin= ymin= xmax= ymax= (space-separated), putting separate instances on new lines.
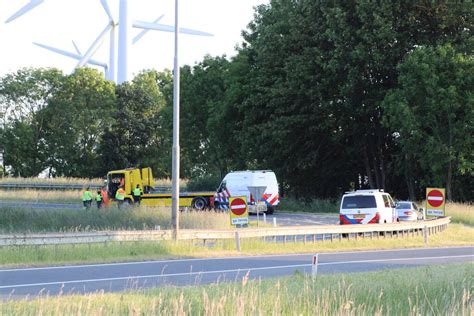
xmin=235 ymin=231 xmax=241 ymax=252
xmin=311 ymin=254 xmax=318 ymax=279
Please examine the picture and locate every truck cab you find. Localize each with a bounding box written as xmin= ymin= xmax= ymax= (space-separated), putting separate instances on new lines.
xmin=107 ymin=168 xmax=154 ymax=203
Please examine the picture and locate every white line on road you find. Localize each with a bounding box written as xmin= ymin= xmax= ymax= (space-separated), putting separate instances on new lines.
xmin=1 ymin=246 xmax=472 ymax=273
xmin=0 ymin=255 xmax=472 ymax=290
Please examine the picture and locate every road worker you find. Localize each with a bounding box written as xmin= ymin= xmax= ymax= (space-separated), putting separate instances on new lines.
xmin=133 ymin=184 xmax=142 ymax=205
xmin=101 ymin=187 xmax=110 ymax=207
xmin=96 ymin=190 xmax=103 ymax=209
xmin=82 ymin=187 xmax=93 ymax=209
xmin=115 ymin=185 xmax=126 ymax=208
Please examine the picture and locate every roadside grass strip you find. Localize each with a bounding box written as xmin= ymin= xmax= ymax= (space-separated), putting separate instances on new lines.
xmin=0 ymin=224 xmax=472 ymax=267
xmin=0 ymin=206 xmax=231 ymax=233
xmin=1 ymin=263 xmax=472 ymax=315
xmin=0 ymin=189 xmax=80 ymax=203
xmin=445 ymin=202 xmax=474 ymax=226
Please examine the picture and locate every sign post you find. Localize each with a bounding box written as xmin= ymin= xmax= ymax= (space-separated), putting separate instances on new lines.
xmin=426 ymin=188 xmax=446 ymax=216
xmin=229 ymin=196 xmax=249 ymax=227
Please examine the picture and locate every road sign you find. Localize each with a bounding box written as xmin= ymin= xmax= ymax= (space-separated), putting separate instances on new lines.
xmin=229 ymin=196 xmax=249 ymax=225
xmin=426 ymin=188 xmax=445 ymax=216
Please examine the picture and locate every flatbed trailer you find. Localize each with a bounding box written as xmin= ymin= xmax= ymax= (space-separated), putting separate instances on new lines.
xmin=106 ymin=168 xmax=214 ymax=209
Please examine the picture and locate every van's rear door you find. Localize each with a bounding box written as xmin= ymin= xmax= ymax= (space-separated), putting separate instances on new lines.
xmin=340 ymin=195 xmax=377 ymax=224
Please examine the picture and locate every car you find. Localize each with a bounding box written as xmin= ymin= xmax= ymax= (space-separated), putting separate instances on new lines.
xmin=339 ymin=189 xmax=397 ymax=224
xmin=395 ymin=201 xmax=424 ymax=221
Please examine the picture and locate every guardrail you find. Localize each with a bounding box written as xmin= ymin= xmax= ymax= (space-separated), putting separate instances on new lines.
xmin=0 ymin=217 xmax=450 ymax=248
xmin=0 ymin=183 xmax=177 ymax=192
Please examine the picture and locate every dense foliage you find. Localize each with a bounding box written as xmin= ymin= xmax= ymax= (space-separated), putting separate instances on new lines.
xmin=0 ymin=1 xmax=472 ymax=201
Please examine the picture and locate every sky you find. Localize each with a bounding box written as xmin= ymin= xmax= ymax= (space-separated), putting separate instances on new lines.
xmin=0 ymin=0 xmax=268 ymax=79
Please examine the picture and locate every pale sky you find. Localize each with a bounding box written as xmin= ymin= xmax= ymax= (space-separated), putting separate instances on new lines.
xmin=0 ymin=0 xmax=268 ymax=79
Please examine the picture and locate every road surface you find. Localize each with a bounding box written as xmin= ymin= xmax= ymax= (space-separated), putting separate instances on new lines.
xmin=1 ymin=246 xmax=472 ymax=299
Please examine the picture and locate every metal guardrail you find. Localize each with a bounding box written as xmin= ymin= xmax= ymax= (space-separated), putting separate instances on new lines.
xmin=0 ymin=183 xmax=177 ymax=192
xmin=0 ymin=217 xmax=450 ymax=248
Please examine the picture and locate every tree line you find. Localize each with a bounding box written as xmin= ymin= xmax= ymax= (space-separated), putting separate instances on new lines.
xmin=1 ymin=0 xmax=472 ymax=201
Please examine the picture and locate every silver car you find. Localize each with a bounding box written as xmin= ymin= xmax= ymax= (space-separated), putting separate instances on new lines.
xmin=396 ymin=201 xmax=424 ymax=221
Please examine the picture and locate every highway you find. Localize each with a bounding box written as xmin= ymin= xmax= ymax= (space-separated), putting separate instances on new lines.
xmin=1 ymin=246 xmax=472 ymax=298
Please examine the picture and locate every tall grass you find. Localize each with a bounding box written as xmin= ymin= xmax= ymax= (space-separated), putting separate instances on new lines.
xmin=0 ymin=206 xmax=230 ymax=233
xmin=445 ymin=202 xmax=473 ymax=226
xmin=0 ymin=189 xmax=80 ymax=202
xmin=1 ymin=264 xmax=471 ymax=315
xmin=0 ymin=176 xmax=103 ymax=185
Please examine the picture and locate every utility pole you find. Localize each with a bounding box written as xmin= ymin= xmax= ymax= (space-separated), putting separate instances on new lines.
xmin=171 ymin=0 xmax=180 ymax=241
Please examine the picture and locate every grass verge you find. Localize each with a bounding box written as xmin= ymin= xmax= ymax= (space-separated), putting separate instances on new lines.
xmin=1 ymin=263 xmax=472 ymax=315
xmin=0 ymin=206 xmax=231 ymax=233
xmin=445 ymin=202 xmax=473 ymax=226
xmin=0 ymin=223 xmax=472 ymax=267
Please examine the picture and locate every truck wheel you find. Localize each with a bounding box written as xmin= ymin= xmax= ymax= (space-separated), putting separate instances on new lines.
xmin=192 ymin=197 xmax=207 ymax=210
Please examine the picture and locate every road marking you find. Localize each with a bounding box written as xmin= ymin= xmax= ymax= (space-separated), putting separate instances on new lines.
xmin=0 ymin=246 xmax=472 ymax=273
xmin=0 ymin=255 xmax=472 ymax=290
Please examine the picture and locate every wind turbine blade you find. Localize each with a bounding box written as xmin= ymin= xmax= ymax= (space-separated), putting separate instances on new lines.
xmin=72 ymin=40 xmax=81 ymax=55
xmin=133 ymin=15 xmax=165 ymax=44
xmin=5 ymin=0 xmax=44 ymax=23
xmin=100 ymin=0 xmax=114 ymax=23
xmin=133 ymin=20 xmax=213 ymax=37
xmin=33 ymin=42 xmax=108 ymax=68
xmin=77 ymin=24 xmax=112 ymax=67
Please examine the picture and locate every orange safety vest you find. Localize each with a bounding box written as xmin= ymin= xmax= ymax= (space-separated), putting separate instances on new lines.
xmin=115 ymin=188 xmax=126 ymax=201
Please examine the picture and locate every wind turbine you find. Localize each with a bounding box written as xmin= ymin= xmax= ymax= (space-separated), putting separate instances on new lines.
xmin=5 ymin=0 xmax=213 ymax=83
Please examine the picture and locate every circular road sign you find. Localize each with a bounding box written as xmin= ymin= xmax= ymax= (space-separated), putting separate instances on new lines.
xmin=230 ymin=198 xmax=247 ymax=216
xmin=427 ymin=189 xmax=444 ymax=208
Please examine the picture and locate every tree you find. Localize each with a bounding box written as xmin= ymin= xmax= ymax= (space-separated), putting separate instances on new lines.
xmin=44 ymin=68 xmax=116 ymax=177
xmin=98 ymin=70 xmax=171 ymax=177
xmin=0 ymin=68 xmax=63 ymax=176
xmin=383 ymin=45 xmax=474 ymax=201
xmin=235 ymin=0 xmax=473 ymax=198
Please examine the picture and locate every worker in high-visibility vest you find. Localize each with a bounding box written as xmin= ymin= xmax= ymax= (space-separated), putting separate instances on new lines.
xmin=115 ymin=186 xmax=126 ymax=208
xmin=96 ymin=190 xmax=103 ymax=209
xmin=133 ymin=184 xmax=142 ymax=205
xmin=82 ymin=187 xmax=93 ymax=209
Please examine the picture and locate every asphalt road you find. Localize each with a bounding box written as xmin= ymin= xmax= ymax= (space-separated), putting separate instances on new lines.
xmin=1 ymin=246 xmax=472 ymax=299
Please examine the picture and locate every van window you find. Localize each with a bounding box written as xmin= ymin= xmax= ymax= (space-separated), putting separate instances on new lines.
xmin=342 ymin=196 xmax=377 ymax=209
xmin=382 ymin=195 xmax=395 ymax=208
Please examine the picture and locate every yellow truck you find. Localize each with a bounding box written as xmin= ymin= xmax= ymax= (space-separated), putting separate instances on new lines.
xmin=106 ymin=167 xmax=215 ymax=209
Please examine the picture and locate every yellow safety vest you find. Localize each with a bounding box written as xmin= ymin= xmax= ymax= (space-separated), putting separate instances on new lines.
xmin=133 ymin=188 xmax=142 ymax=196
xmin=82 ymin=191 xmax=92 ymax=201
xmin=96 ymin=193 xmax=102 ymax=202
xmin=115 ymin=189 xmax=125 ymax=201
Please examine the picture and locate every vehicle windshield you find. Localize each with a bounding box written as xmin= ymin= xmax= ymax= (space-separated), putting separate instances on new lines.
xmin=396 ymin=202 xmax=411 ymax=209
xmin=342 ymin=196 xmax=377 ymax=209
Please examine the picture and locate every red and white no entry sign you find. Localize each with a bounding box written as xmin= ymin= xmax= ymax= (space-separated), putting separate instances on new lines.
xmin=230 ymin=198 xmax=247 ymax=216
xmin=427 ymin=189 xmax=444 ymax=208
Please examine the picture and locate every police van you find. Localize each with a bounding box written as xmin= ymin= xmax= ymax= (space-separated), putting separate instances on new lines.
xmin=214 ymin=170 xmax=279 ymax=214
xmin=339 ymin=189 xmax=397 ymax=224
